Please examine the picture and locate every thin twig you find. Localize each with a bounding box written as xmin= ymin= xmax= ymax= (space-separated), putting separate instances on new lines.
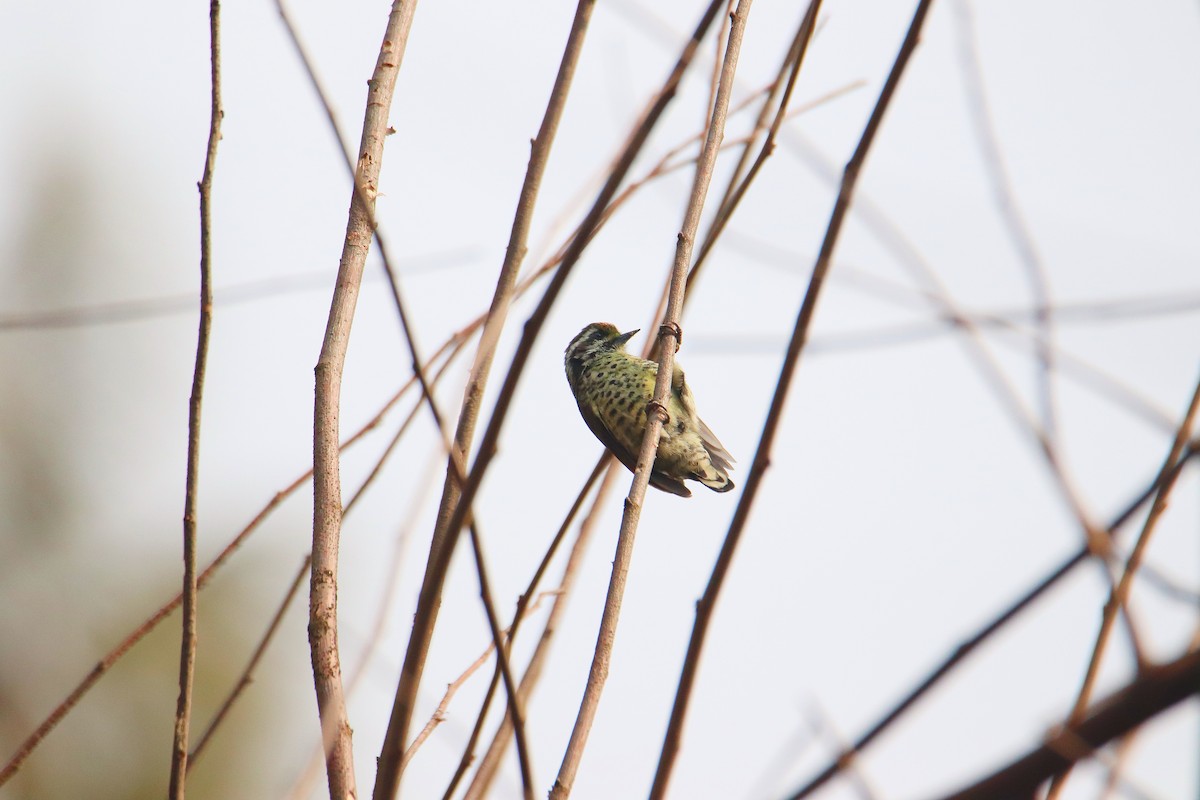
xmin=188 ymin=556 xmax=307 ymax=768
xmin=777 ymin=118 xmax=1114 ymax=596
xmin=284 ymin=0 xmax=539 ymax=763
xmin=463 ymin=522 xmax=536 ymax=800
xmin=0 ymin=334 xmax=458 ymax=788
xmin=402 ymin=644 xmax=498 ymax=773
xmin=649 ymin=1 xmax=934 ymax=796
xmin=953 ymin=0 xmax=1058 ymax=447
xmin=309 ymin=2 xmax=419 ymax=796
xmin=782 ymin=446 xmax=1198 ymax=800
xmin=551 ymin=2 xmax=755 ymax=797
xmin=194 ymin=356 xmax=455 ymax=781
xmin=687 ymin=2 xmax=820 ymax=295
xmin=402 ymin=588 xmax=565 ymax=781
xmin=459 ymin=460 xmax=618 ymax=800
xmin=934 ymin=647 xmax=1200 ymax=800
xmin=169 ymin=3 xmax=222 ymax=795
xmin=1045 ymin=373 xmax=1200 ymax=799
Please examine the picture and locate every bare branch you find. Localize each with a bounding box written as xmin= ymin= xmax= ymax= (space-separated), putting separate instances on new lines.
xmin=783 ymin=445 xmax=1199 ymax=800
xmin=459 ymin=460 xmax=618 ymax=800
xmin=188 ymin=557 xmax=307 ymax=769
xmin=373 ymin=3 xmax=599 ymax=796
xmin=935 ymin=647 xmax=1200 ymax=800
xmin=650 ymin=1 xmax=937 ymax=796
xmin=1046 ymin=373 xmax=1200 ymax=798
xmin=169 ymin=2 xmax=222 ymax=794
xmin=373 ymin=3 xmax=728 ymax=797
xmin=310 ymin=3 xmax=419 ymax=795
xmin=551 ymin=1 xmax=756 ymax=797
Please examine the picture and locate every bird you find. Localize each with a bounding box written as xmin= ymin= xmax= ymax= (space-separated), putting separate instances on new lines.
xmin=564 ymin=322 xmax=735 ymax=497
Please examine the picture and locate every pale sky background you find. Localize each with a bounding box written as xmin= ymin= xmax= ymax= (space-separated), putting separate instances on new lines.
xmin=0 ymin=1 xmax=1198 ymax=799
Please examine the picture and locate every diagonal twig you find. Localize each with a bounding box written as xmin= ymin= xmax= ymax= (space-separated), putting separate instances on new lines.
xmin=935 ymin=647 xmax=1200 ymax=800
xmin=783 ymin=444 xmax=1199 ymax=800
xmin=1045 ymin=373 xmax=1200 ymax=799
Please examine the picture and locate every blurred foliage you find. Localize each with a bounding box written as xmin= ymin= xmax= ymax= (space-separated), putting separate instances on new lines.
xmin=0 ymin=138 xmax=292 ymax=800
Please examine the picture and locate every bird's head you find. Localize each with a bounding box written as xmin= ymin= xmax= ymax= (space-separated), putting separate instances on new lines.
xmin=564 ymin=322 xmax=639 ymax=384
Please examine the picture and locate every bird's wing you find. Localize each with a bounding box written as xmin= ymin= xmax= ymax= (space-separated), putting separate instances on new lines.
xmin=574 ymin=398 xmax=692 ymax=497
xmin=698 ymin=417 xmax=735 ymax=473
xmin=672 ymin=364 xmax=735 ymax=473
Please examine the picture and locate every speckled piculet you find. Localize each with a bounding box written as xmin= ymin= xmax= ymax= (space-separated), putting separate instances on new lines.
xmin=564 ymin=322 xmax=735 ymax=497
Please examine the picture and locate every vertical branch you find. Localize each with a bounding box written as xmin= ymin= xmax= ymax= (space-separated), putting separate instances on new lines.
xmin=372 ymin=2 xmax=727 ymax=797
xmin=649 ymin=1 xmax=933 ymax=796
xmin=311 ymin=3 xmax=418 ymax=798
xmin=168 ymin=2 xmax=222 ymax=796
xmin=687 ymin=2 xmax=820 ymax=296
xmin=549 ymin=3 xmax=755 ymax=798
xmin=459 ymin=461 xmax=618 ymax=800
xmin=371 ymin=3 xmax=597 ymax=794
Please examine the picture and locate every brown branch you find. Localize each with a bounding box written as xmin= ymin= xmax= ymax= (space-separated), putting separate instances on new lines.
xmin=935 ymin=647 xmax=1200 ymax=800
xmin=550 ymin=3 xmax=755 ymax=798
xmin=191 ymin=356 xmax=453 ymax=779
xmin=1045 ymin=373 xmax=1200 ymax=798
xmin=459 ymin=460 xmax=618 ymax=800
xmin=686 ymin=2 xmax=820 ymax=296
xmin=402 ymin=639 xmax=497 ymax=773
xmin=169 ymin=3 xmax=222 ymax=795
xmin=782 ymin=444 xmax=1198 ymax=800
xmin=276 ymin=3 xmax=536 ymax=786
xmin=372 ymin=4 xmax=599 ymax=797
xmin=462 ymin=522 xmax=536 ymax=800
xmin=649 ymin=1 xmax=934 ymax=796
xmin=372 ymin=3 xmax=727 ymax=797
xmin=309 ymin=5 xmax=419 ymax=797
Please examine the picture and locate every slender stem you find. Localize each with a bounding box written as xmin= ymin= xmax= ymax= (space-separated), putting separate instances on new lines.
xmin=549 ymin=3 xmax=754 ymax=797
xmin=188 ymin=557 xmax=308 ymax=768
xmin=459 ymin=460 xmax=617 ymax=800
xmin=372 ymin=4 xmax=598 ymax=796
xmin=310 ymin=3 xmax=418 ymax=797
xmin=373 ymin=4 xmax=726 ymax=797
xmin=169 ymin=3 xmax=222 ymax=796
xmin=687 ymin=2 xmax=819 ymax=295
xmin=650 ymin=1 xmax=933 ymax=796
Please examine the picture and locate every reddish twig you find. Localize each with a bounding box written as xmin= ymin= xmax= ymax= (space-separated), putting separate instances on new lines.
xmin=188 ymin=556 xmax=307 ymax=768
xmin=459 ymin=460 xmax=618 ymax=800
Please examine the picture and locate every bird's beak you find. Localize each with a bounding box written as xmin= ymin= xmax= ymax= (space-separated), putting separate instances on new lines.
xmin=614 ymin=329 xmax=639 ymax=348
